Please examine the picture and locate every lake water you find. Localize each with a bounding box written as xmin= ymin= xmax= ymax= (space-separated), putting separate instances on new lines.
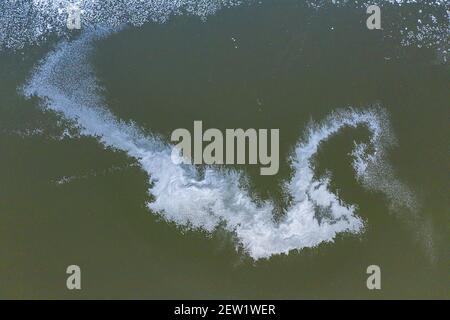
xmin=0 ymin=0 xmax=448 ymax=299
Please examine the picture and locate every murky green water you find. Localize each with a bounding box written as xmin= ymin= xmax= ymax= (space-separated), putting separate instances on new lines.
xmin=0 ymin=2 xmax=448 ymax=299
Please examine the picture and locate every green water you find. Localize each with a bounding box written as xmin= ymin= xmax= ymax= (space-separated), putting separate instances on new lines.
xmin=0 ymin=3 xmax=448 ymax=299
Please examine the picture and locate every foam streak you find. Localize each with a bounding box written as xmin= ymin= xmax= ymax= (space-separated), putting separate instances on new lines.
xmin=22 ymin=30 xmax=416 ymax=259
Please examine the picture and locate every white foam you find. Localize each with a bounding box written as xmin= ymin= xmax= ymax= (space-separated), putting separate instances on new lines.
xmin=23 ymin=30 xmax=416 ymax=259
xmin=0 ymin=0 xmax=242 ymax=49
xmin=1 ymin=0 xmax=448 ymax=50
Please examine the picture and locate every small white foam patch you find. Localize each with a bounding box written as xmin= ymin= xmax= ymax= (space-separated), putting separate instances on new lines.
xmin=23 ymin=30 xmax=416 ymax=259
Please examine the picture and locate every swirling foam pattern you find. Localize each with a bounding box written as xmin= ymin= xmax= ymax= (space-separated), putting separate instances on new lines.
xmin=22 ymin=30 xmax=416 ymax=259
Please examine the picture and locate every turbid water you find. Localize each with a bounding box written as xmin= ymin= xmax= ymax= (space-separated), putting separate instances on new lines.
xmin=0 ymin=0 xmax=448 ymax=298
